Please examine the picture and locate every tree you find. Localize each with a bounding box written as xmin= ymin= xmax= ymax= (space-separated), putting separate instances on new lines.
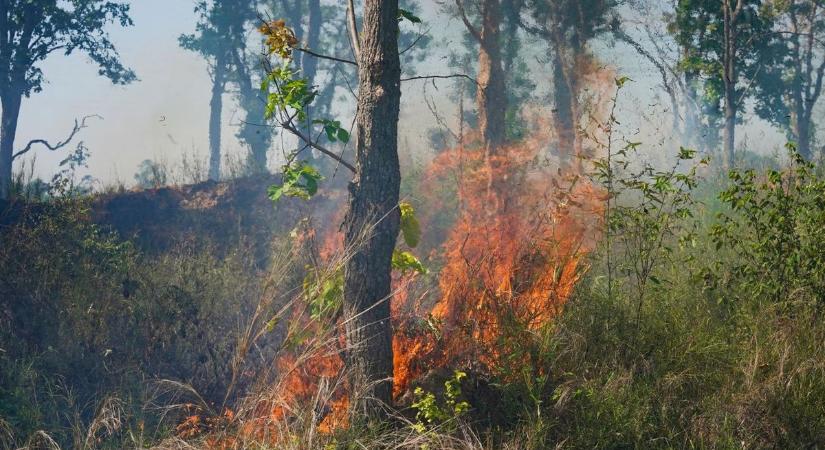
xmin=181 ymin=0 xmax=255 ymax=181
xmin=0 ymin=0 xmax=136 ymax=199
xmin=755 ymin=0 xmax=825 ymax=159
xmin=522 ymin=0 xmax=616 ymax=166
xmin=341 ymin=0 xmax=403 ymax=417
xmin=259 ymin=0 xmax=405 ymax=417
xmin=672 ymin=0 xmax=778 ymax=168
xmin=455 ymin=0 xmax=508 ymax=153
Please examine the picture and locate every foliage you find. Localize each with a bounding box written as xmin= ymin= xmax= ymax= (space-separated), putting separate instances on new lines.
xmin=0 ymin=197 xmax=289 ymax=448
xmin=411 ymin=370 xmax=471 ymax=433
xmin=392 ymin=250 xmax=428 ymax=274
xmin=710 ymin=144 xmax=825 ymax=305
xmin=133 ymin=159 xmax=168 ymax=189
xmin=399 ymin=201 xmax=421 ymax=248
xmin=267 ymin=162 xmax=323 ymax=201
xmin=0 ymin=0 xmax=136 ymax=96
xmin=259 ymin=19 xmax=299 ymax=58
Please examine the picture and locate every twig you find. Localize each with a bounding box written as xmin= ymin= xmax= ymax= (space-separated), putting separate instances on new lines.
xmin=296 ymin=47 xmax=357 ymax=66
xmin=13 ymin=115 xmax=102 ymax=160
xmin=346 ymin=0 xmax=361 ymax=61
xmin=281 ymin=122 xmax=356 ymax=173
xmin=401 ymin=74 xmax=477 ymax=84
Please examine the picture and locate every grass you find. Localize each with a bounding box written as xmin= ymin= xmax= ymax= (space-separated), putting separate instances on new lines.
xmin=3 ymin=153 xmax=825 ymax=449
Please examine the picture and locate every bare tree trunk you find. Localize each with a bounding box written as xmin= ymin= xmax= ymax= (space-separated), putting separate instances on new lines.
xmin=302 ymin=0 xmax=322 ymax=90
xmin=302 ymin=0 xmax=323 ymax=155
xmin=551 ymin=52 xmax=575 ymax=154
xmin=722 ymin=0 xmax=742 ymax=169
xmin=342 ymin=0 xmax=401 ymax=419
xmin=0 ymin=91 xmax=22 ymax=199
xmin=208 ymin=56 xmax=227 ymax=181
xmin=723 ymin=76 xmax=736 ymax=168
xmin=476 ymin=0 xmax=507 ymax=153
xmin=233 ymin=52 xmax=271 ymax=171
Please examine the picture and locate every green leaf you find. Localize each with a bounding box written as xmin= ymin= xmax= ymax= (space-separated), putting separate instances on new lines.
xmin=268 ymin=162 xmax=324 ymax=202
xmin=313 ymin=119 xmax=350 ymax=144
xmin=398 ymin=8 xmax=422 ymax=24
xmin=615 ymin=76 xmax=633 ymax=87
xmin=399 ymin=201 xmax=421 ymax=248
xmin=392 ymin=250 xmax=427 ymax=274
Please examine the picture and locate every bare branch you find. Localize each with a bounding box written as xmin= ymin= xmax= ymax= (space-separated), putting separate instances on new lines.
xmin=455 ymin=0 xmax=482 ymax=43
xmin=346 ymin=0 xmax=361 ymax=61
xmin=295 ymin=47 xmax=357 ymax=66
xmin=13 ymin=115 xmax=102 ymax=160
xmin=400 ymin=27 xmax=431 ymax=55
xmin=401 ymin=73 xmax=477 ymax=84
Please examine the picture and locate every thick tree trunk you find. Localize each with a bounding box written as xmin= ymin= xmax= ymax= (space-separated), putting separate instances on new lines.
xmin=0 ymin=91 xmax=22 ymax=199
xmin=208 ymin=56 xmax=227 ymax=181
xmin=342 ymin=0 xmax=401 ymax=419
xmin=477 ymin=0 xmax=507 ymax=153
xmin=796 ymin=110 xmax=812 ymax=159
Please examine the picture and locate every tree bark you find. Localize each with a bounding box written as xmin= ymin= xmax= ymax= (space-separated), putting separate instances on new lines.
xmin=0 ymin=91 xmax=22 ymax=199
xmin=722 ymin=0 xmax=742 ymax=169
xmin=233 ymin=51 xmax=271 ymax=171
xmin=208 ymin=55 xmax=227 ymax=181
xmin=476 ymin=0 xmax=507 ymax=153
xmin=342 ymin=0 xmax=401 ymax=419
xmin=723 ymin=75 xmax=736 ymax=169
xmin=551 ymin=44 xmax=579 ymax=165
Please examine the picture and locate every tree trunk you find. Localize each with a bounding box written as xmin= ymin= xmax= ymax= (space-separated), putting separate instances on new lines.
xmin=477 ymin=0 xmax=507 ymax=153
xmin=208 ymin=55 xmax=227 ymax=181
xmin=301 ymin=0 xmax=322 ymax=161
xmin=797 ymin=109 xmax=812 ymax=159
xmin=722 ymin=0 xmax=739 ymax=169
xmin=342 ymin=0 xmax=401 ymax=419
xmin=551 ymin=48 xmax=577 ymax=165
xmin=233 ymin=55 xmax=270 ymax=171
xmin=302 ymin=0 xmax=322 ymax=91
xmin=0 ymin=91 xmax=22 ymax=199
xmin=723 ymin=78 xmax=736 ymax=168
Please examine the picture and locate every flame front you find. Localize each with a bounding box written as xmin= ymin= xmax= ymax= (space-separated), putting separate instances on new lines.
xmin=393 ymin=125 xmax=603 ymax=395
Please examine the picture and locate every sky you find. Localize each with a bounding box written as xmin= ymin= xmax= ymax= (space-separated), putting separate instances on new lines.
xmin=12 ymin=0 xmax=787 ymax=187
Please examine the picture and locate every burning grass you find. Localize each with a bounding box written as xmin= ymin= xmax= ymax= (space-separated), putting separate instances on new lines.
xmin=204 ymin=124 xmax=607 ymax=446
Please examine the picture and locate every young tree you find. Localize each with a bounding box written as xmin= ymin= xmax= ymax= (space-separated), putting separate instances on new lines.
xmin=181 ymin=0 xmax=255 ymax=180
xmin=260 ymin=0 xmax=404 ymax=417
xmin=672 ymin=0 xmax=778 ymax=168
xmin=0 ymin=0 xmax=136 ymax=199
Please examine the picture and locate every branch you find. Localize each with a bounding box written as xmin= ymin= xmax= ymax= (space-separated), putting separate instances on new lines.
xmin=401 ymin=73 xmax=477 ymax=84
xmin=12 ymin=115 xmax=102 ymax=160
xmin=295 ymin=47 xmax=357 ymax=66
xmin=346 ymin=0 xmax=361 ymax=61
xmin=281 ymin=122 xmax=356 ymax=173
xmin=400 ymin=27 xmax=431 ymax=55
xmin=455 ymin=0 xmax=482 ymax=43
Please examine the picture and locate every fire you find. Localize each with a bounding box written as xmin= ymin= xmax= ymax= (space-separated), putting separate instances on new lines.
xmin=215 ymin=114 xmax=606 ymax=443
xmin=392 ymin=123 xmax=603 ymax=394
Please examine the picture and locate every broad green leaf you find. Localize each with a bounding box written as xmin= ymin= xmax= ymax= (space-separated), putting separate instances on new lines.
xmin=399 ymin=201 xmax=421 ymax=248
xmin=392 ymin=250 xmax=427 ymax=274
xmin=398 ymin=8 xmax=422 ymax=24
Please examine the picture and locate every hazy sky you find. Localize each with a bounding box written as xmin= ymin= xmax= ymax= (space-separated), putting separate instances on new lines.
xmin=13 ymin=0 xmax=787 ymax=187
